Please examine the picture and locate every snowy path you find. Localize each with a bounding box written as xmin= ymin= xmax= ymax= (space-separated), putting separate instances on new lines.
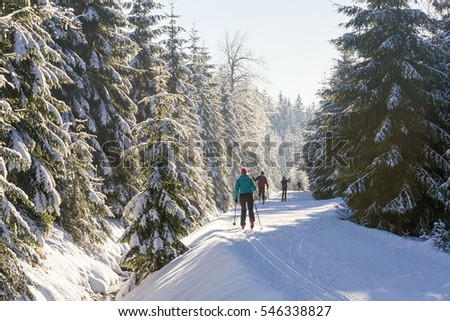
xmin=124 ymin=191 xmax=450 ymax=301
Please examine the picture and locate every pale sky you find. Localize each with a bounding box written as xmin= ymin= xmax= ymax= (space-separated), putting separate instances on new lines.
xmin=162 ymin=0 xmax=353 ymax=107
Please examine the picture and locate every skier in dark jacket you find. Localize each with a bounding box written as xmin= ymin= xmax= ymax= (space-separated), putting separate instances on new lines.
xmin=253 ymin=171 xmax=269 ymax=204
xmin=281 ymin=176 xmax=290 ymax=202
xmin=234 ymin=168 xmax=257 ymax=229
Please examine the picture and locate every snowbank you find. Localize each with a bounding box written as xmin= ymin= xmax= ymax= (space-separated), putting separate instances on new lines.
xmin=21 ymin=219 xmax=128 ymax=300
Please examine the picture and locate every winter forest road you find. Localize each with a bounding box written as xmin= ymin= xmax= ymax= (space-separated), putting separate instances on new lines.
xmin=124 ymin=191 xmax=450 ymax=301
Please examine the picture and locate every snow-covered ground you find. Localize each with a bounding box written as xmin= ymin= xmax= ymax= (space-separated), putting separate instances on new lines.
xmin=22 ymin=219 xmax=129 ymax=300
xmin=21 ymin=191 xmax=450 ymax=301
xmin=123 ymin=191 xmax=450 ymax=301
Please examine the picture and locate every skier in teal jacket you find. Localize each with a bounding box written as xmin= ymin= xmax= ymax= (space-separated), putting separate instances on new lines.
xmin=234 ymin=168 xmax=257 ymax=229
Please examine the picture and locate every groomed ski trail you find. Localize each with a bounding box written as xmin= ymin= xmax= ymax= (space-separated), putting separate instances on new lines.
xmin=244 ymin=231 xmax=347 ymax=300
xmin=124 ymin=191 xmax=450 ymax=301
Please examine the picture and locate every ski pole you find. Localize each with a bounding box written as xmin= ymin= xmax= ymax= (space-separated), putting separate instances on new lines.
xmin=233 ymin=202 xmax=237 ymax=226
xmin=254 ymin=203 xmax=263 ymax=230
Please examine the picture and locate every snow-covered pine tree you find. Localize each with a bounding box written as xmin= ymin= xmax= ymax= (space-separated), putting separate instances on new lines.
xmin=431 ymin=0 xmax=450 ymax=223
xmin=119 ymin=68 xmax=198 ymax=283
xmin=1 ymin=2 xmax=121 ymax=298
xmin=307 ymin=56 xmax=355 ymax=199
xmin=217 ymin=75 xmax=241 ymax=178
xmin=187 ymin=26 xmax=231 ymax=212
xmin=162 ymin=2 xmax=191 ymax=96
xmin=429 ymin=220 xmax=450 ymax=252
xmin=0 ymin=53 xmax=35 ymax=301
xmin=125 ymin=0 xmax=165 ymax=123
xmin=0 ymin=3 xmax=73 ymax=299
xmin=432 ymin=1 xmax=449 ymax=70
xmin=160 ymin=4 xmax=214 ymax=222
xmin=293 ymin=94 xmax=307 ymax=129
xmin=290 ymin=94 xmax=310 ymax=190
xmin=270 ymin=92 xmax=310 ymax=187
xmin=307 ymin=116 xmax=341 ymax=200
xmin=272 ymin=92 xmax=292 ymax=140
xmin=330 ymin=0 xmax=449 ymax=235
xmin=54 ymin=0 xmax=138 ymax=218
xmin=58 ymin=122 xmax=113 ymax=244
xmin=33 ymin=1 xmax=113 ymax=246
xmin=1 ymin=3 xmax=73 ymax=223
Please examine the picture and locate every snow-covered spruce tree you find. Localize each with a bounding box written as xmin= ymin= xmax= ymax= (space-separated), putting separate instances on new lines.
xmin=217 ymin=75 xmax=241 ymax=178
xmin=429 ymin=220 xmax=450 ymax=252
xmin=270 ymin=92 xmax=310 ymax=186
xmin=432 ymin=1 xmax=449 ymax=73
xmin=119 ymin=69 xmax=198 ymax=283
xmin=307 ymin=128 xmax=342 ymax=199
xmin=160 ymin=4 xmax=214 ymax=221
xmin=0 ymin=56 xmax=35 ymax=301
xmin=0 ymin=4 xmax=72 ymax=225
xmin=307 ymin=57 xmax=354 ymax=200
xmin=54 ymin=0 xmax=138 ymax=218
xmin=58 ymin=123 xmax=113 ymax=244
xmin=35 ymin=2 xmax=114 ymax=245
xmin=293 ymin=94 xmax=307 ymax=130
xmin=162 ymin=3 xmax=191 ymax=96
xmin=306 ymin=116 xmax=341 ymax=200
xmin=271 ymin=93 xmax=293 ymax=140
xmin=0 ymin=4 xmax=74 ymax=299
xmin=187 ymin=26 xmax=232 ymax=212
xmin=431 ymin=0 xmax=450 ymax=224
xmin=330 ymin=0 xmax=449 ymax=235
xmin=124 ymin=0 xmax=165 ymax=123
xmin=290 ymin=94 xmax=310 ymax=191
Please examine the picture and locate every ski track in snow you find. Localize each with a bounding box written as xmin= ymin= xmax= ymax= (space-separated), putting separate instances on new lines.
xmin=243 ymin=231 xmax=346 ymax=300
xmin=124 ymin=191 xmax=450 ymax=301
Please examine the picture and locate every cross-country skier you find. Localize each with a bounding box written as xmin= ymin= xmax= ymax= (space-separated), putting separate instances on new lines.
xmin=234 ymin=168 xmax=257 ymax=229
xmin=253 ymin=171 xmax=269 ymax=204
xmin=281 ymin=176 xmax=290 ymax=202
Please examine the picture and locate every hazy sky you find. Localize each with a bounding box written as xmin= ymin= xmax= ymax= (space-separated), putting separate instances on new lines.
xmin=162 ymin=0 xmax=353 ymax=106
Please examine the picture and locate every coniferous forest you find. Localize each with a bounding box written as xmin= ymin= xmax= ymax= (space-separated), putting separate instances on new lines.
xmin=0 ymin=0 xmax=449 ymax=300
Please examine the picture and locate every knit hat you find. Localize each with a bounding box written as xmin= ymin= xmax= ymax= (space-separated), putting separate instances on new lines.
xmin=241 ymin=168 xmax=247 ymax=174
